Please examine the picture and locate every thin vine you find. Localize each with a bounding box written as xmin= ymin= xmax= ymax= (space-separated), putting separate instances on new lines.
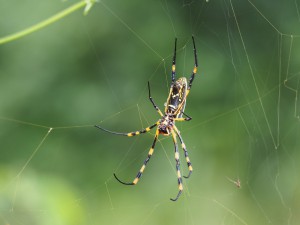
xmin=0 ymin=0 xmax=97 ymax=45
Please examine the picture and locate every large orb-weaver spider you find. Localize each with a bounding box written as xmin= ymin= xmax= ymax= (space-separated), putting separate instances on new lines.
xmin=96 ymin=36 xmax=198 ymax=201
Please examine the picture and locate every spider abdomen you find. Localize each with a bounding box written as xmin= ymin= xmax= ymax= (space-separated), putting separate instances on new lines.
xmin=166 ymin=77 xmax=187 ymax=117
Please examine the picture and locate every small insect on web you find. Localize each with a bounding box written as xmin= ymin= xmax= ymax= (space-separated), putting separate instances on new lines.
xmin=95 ymin=36 xmax=198 ymax=201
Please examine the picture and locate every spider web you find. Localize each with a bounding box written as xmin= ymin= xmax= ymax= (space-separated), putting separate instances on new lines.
xmin=1 ymin=0 xmax=300 ymax=224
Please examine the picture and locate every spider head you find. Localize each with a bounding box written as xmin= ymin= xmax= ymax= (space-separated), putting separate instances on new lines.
xmin=166 ymin=77 xmax=187 ymax=117
xmin=158 ymin=115 xmax=173 ymax=136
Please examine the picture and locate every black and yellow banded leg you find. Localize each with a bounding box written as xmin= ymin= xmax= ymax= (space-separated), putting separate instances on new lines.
xmin=182 ymin=112 xmax=192 ymax=121
xmin=95 ymin=121 xmax=159 ymax=137
xmin=174 ymin=126 xmax=193 ymax=179
xmin=174 ymin=112 xmax=192 ymax=122
xmin=170 ymin=129 xmax=183 ymax=201
xmin=171 ymin=38 xmax=177 ymax=84
xmin=187 ymin=36 xmax=198 ymax=95
xmin=114 ymin=129 xmax=160 ymax=185
xmin=148 ymin=82 xmax=164 ymax=117
xmin=174 ymin=118 xmax=189 ymax=122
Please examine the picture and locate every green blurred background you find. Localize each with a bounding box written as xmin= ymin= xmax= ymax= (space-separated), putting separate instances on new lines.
xmin=1 ymin=0 xmax=300 ymax=224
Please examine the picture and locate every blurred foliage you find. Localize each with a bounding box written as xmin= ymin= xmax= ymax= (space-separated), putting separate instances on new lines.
xmin=1 ymin=0 xmax=300 ymax=224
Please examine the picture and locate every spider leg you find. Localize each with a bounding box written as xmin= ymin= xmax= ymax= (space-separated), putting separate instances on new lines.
xmin=114 ymin=128 xmax=159 ymax=185
xmin=174 ymin=112 xmax=192 ymax=122
xmin=171 ymin=38 xmax=177 ymax=85
xmin=174 ymin=126 xmax=193 ymax=179
xmin=95 ymin=122 xmax=158 ymax=137
xmin=170 ymin=129 xmax=183 ymax=201
xmin=163 ymin=38 xmax=178 ymax=114
xmin=182 ymin=112 xmax=192 ymax=121
xmin=148 ymin=81 xmax=164 ymax=117
xmin=113 ymin=173 xmax=133 ymax=185
xmin=186 ymin=36 xmax=198 ymax=95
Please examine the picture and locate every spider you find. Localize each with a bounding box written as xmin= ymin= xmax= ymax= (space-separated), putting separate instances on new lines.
xmin=95 ymin=36 xmax=198 ymax=201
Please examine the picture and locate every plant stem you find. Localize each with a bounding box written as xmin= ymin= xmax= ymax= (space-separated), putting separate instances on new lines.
xmin=0 ymin=0 xmax=92 ymax=45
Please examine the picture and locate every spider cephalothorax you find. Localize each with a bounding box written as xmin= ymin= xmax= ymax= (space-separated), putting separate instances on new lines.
xmin=96 ymin=36 xmax=198 ymax=201
xmin=158 ymin=114 xmax=174 ymax=135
